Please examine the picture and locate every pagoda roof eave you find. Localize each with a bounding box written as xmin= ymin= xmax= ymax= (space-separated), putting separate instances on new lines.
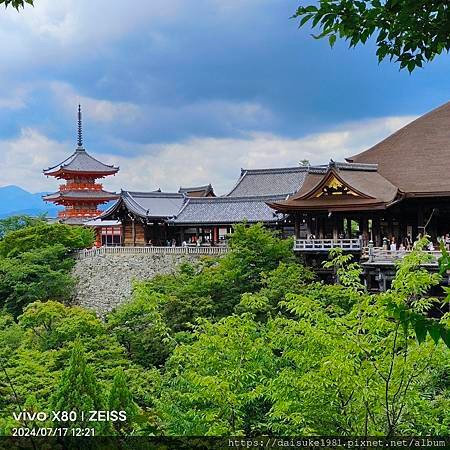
xmin=43 ymin=147 xmax=120 ymax=178
xmin=43 ymin=190 xmax=119 ymax=202
xmin=43 ymin=168 xmax=119 ymax=178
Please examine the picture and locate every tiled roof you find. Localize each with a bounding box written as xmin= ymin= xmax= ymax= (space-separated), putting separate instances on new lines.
xmin=43 ymin=190 xmax=118 ymax=201
xmin=226 ymin=166 xmax=310 ymax=197
xmin=269 ymin=162 xmax=398 ymax=213
xmin=101 ymin=190 xmax=186 ymax=219
xmin=172 ymin=195 xmax=285 ymax=225
xmin=178 ymin=184 xmax=215 ymax=197
xmin=44 ymin=148 xmax=119 ymax=176
xmin=348 ymin=101 xmax=450 ymax=195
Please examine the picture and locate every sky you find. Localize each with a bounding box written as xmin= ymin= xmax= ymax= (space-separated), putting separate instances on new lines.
xmin=0 ymin=0 xmax=449 ymax=195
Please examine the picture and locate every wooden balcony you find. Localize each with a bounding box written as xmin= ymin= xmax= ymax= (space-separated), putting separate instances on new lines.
xmin=294 ymin=239 xmax=362 ymax=252
xmin=58 ymin=210 xmax=102 ymax=219
xmin=362 ymin=247 xmax=441 ymax=266
xmin=60 ymin=183 xmax=103 ymax=191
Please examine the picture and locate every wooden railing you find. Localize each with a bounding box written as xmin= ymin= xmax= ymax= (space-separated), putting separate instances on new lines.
xmin=60 ymin=183 xmax=103 ymax=191
xmin=362 ymin=247 xmax=441 ymax=264
xmin=294 ymin=239 xmax=362 ymax=252
xmin=58 ymin=210 xmax=102 ymax=219
xmin=76 ymin=246 xmax=229 ymax=259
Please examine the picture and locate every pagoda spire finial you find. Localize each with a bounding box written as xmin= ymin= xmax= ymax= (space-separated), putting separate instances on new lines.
xmin=77 ymin=104 xmax=83 ymax=148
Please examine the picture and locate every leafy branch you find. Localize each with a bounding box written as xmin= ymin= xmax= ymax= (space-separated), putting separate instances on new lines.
xmin=293 ymin=0 xmax=450 ymax=72
xmin=0 ymin=0 xmax=33 ymax=9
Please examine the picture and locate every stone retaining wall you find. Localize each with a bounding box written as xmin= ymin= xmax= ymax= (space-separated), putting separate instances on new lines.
xmin=71 ymin=253 xmax=202 ymax=316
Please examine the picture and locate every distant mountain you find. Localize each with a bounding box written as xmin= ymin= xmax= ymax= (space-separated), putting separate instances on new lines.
xmin=0 ymin=185 xmax=60 ymax=218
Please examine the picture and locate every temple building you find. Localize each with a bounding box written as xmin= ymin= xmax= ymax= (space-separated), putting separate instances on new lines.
xmin=43 ymin=106 xmax=119 ymax=243
xmin=269 ymin=101 xmax=450 ymax=250
xmin=98 ymin=166 xmax=309 ymax=246
xmin=52 ymin=99 xmax=450 ymax=280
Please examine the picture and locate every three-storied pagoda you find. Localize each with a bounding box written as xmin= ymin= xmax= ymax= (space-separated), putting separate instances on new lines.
xmin=43 ymin=106 xmax=119 ymax=224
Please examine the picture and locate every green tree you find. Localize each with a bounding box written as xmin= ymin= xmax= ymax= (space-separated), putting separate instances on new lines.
xmin=155 ymin=243 xmax=449 ymax=436
xmin=108 ymin=369 xmax=140 ymax=435
xmin=157 ymin=314 xmax=275 ymax=435
xmin=108 ymin=287 xmax=173 ymax=369
xmin=50 ymin=340 xmax=108 ymax=433
xmin=0 ymin=215 xmax=45 ymax=239
xmin=294 ymin=0 xmax=450 ymax=72
xmin=0 ymin=223 xmax=93 ymax=258
xmin=0 ymin=223 xmax=94 ymax=316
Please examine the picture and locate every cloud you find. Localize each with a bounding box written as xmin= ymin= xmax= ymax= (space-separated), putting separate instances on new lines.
xmin=50 ymin=82 xmax=142 ymax=124
xmin=0 ymin=0 xmax=186 ymax=67
xmin=0 ymin=129 xmax=71 ymax=193
xmin=109 ymin=114 xmax=416 ymax=194
xmin=0 ymin=88 xmax=29 ymax=110
xmin=0 ymin=115 xmax=415 ymax=196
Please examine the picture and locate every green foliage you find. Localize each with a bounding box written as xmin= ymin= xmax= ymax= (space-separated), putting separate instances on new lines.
xmin=0 ymin=215 xmax=45 ymax=239
xmin=0 ymin=223 xmax=94 ymax=316
xmin=0 ymin=223 xmax=93 ymax=258
xmin=19 ymin=301 xmax=105 ymax=351
xmin=0 ymin=0 xmax=33 ymax=9
xmin=108 ymin=286 xmax=173 ymax=369
xmin=157 ymin=250 xmax=449 ymax=435
xmin=108 ymin=369 xmax=140 ymax=435
xmin=225 ymin=223 xmax=295 ymax=297
xmin=293 ymin=0 xmax=450 ymax=72
xmin=0 ymin=301 xmax=154 ymax=435
xmin=157 ymin=315 xmax=275 ymax=435
xmin=139 ymin=223 xmax=296 ymax=326
xmin=50 ymin=340 xmax=108 ymax=433
xmin=153 ymin=237 xmax=449 ymax=436
xmin=386 ymin=238 xmax=449 ymax=348
xmin=323 ymin=247 xmax=364 ymax=291
xmin=0 ymin=223 xmax=448 ymax=437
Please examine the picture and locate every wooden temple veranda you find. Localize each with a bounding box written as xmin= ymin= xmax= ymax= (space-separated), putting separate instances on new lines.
xmin=270 ymin=102 xmax=450 ymax=252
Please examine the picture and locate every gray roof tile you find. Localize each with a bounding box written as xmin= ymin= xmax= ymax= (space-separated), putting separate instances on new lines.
xmin=226 ymin=166 xmax=309 ymax=197
xmin=172 ymin=195 xmax=285 ymax=225
xmin=44 ymin=148 xmax=119 ymax=175
xmin=101 ymin=191 xmax=186 ymax=219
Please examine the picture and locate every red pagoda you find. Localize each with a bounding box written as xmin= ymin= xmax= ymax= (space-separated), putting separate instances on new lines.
xmin=43 ymin=105 xmax=119 ymax=224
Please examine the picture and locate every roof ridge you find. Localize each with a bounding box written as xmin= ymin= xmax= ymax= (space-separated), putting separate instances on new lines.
xmin=188 ymin=194 xmax=287 ymax=203
xmin=243 ymin=166 xmax=310 ymax=174
xmin=124 ymin=190 xmax=183 ymax=198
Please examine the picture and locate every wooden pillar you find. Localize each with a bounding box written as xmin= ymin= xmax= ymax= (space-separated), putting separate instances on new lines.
xmin=132 ymin=218 xmax=136 ymax=247
xmin=332 ymin=215 xmax=338 ymax=240
xmin=346 ymin=217 xmax=352 ymax=238
xmin=361 ymin=217 xmax=369 ymax=246
xmin=417 ymin=205 xmax=424 ymax=238
xmin=95 ymin=227 xmax=102 ymax=248
xmin=372 ymin=216 xmax=381 ymax=247
xmin=387 ymin=216 xmax=394 ymax=239
xmin=305 ymin=215 xmax=311 ymax=238
xmin=294 ymin=214 xmax=301 ymax=239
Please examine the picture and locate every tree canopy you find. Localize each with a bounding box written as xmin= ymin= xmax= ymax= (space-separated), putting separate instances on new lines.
xmin=294 ymin=0 xmax=450 ymax=72
xmin=0 ymin=222 xmax=448 ymax=436
xmin=0 ymin=220 xmax=94 ymax=316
